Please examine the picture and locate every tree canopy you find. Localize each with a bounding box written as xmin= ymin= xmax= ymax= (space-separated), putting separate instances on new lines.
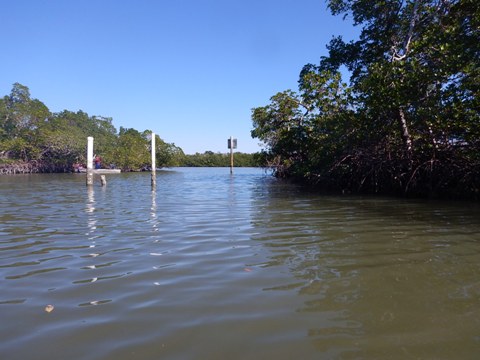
xmin=251 ymin=0 xmax=480 ymax=198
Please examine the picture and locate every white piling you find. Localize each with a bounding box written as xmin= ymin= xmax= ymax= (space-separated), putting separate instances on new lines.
xmin=229 ymin=136 xmax=234 ymax=175
xmin=87 ymin=136 xmax=94 ymax=186
xmin=151 ymin=132 xmax=156 ymax=188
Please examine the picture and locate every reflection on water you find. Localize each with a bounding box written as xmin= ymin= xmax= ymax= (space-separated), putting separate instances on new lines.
xmin=251 ymin=186 xmax=480 ymax=358
xmin=149 ymin=187 xmax=160 ymax=238
xmin=86 ymin=186 xmax=96 ymax=242
xmin=1 ymin=169 xmax=480 ymax=359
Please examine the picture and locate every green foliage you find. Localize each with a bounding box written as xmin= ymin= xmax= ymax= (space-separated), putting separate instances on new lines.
xmin=252 ymin=70 xmax=354 ymax=178
xmin=154 ymin=135 xmax=185 ymax=167
xmin=112 ymin=127 xmax=149 ymax=171
xmin=251 ymin=0 xmax=480 ymax=198
xmin=0 ymin=83 xmax=52 ymax=162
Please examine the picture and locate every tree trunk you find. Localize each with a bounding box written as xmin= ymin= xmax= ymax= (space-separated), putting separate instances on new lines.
xmin=398 ymin=107 xmax=413 ymax=159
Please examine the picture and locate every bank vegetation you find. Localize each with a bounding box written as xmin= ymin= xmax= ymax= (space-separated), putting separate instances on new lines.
xmin=251 ymin=0 xmax=479 ymax=199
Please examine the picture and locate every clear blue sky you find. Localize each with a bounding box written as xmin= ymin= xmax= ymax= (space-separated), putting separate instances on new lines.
xmin=1 ymin=0 xmax=357 ymax=154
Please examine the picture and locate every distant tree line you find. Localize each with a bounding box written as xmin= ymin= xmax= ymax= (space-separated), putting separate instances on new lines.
xmin=0 ymin=83 xmax=259 ymax=173
xmin=182 ymin=151 xmax=259 ymax=167
xmin=251 ymin=0 xmax=479 ymax=199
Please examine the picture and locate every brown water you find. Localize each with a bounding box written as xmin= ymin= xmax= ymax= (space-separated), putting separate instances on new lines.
xmin=1 ymin=168 xmax=480 ymax=359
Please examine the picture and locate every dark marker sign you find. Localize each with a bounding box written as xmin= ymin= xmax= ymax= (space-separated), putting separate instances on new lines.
xmin=227 ymin=138 xmax=237 ymax=149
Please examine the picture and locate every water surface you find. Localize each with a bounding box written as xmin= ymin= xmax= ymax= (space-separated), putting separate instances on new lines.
xmin=1 ymin=168 xmax=480 ymax=359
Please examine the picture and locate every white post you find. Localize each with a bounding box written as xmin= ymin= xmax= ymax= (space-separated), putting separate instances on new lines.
xmin=151 ymin=132 xmax=156 ymax=188
xmin=87 ymin=136 xmax=94 ymax=186
xmin=229 ymin=136 xmax=234 ymax=175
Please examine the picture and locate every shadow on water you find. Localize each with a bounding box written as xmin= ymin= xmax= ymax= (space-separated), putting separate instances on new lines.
xmin=249 ymin=179 xmax=480 ymax=358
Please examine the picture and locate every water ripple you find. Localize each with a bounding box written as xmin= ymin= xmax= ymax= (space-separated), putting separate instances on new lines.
xmin=1 ymin=170 xmax=480 ymax=359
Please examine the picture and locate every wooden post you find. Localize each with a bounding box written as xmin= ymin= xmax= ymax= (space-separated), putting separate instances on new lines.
xmin=100 ymin=175 xmax=107 ymax=186
xmin=86 ymin=136 xmax=94 ymax=186
xmin=229 ymin=136 xmax=234 ymax=174
xmin=151 ymin=132 xmax=156 ymax=188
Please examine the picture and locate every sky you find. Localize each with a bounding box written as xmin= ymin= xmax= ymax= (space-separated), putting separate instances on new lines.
xmin=1 ymin=0 xmax=358 ymax=154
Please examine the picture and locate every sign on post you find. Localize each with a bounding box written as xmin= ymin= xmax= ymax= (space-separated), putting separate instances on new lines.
xmin=227 ymin=138 xmax=237 ymax=149
xmin=228 ymin=137 xmax=237 ymax=174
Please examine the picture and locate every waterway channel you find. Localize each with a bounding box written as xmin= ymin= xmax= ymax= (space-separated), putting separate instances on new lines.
xmin=1 ymin=167 xmax=480 ymax=359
